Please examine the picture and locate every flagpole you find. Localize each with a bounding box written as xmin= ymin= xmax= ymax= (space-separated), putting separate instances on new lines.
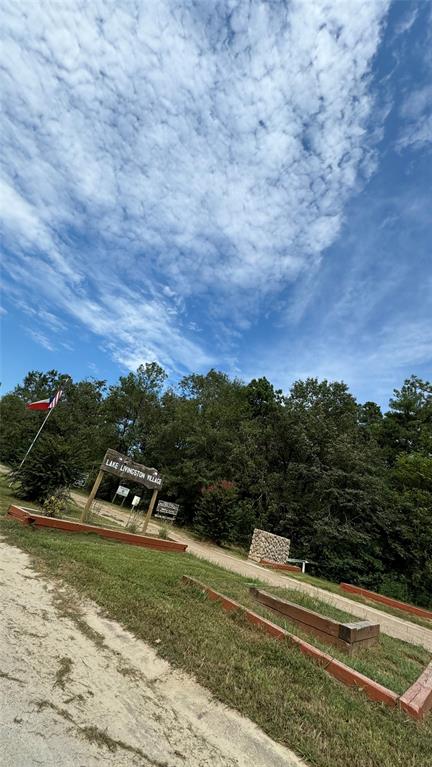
xmin=18 ymin=407 xmax=54 ymax=469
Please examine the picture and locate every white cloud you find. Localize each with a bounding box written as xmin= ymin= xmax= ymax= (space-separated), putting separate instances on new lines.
xmin=397 ymin=115 xmax=432 ymax=152
xmin=0 ymin=0 xmax=390 ymax=372
xmin=398 ymin=80 xmax=432 ymax=152
xmin=26 ymin=328 xmax=55 ymax=352
xmin=245 ymin=316 xmax=432 ymax=407
xmin=393 ymin=6 xmax=418 ymax=38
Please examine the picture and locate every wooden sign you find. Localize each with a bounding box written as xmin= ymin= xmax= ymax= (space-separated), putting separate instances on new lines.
xmin=81 ymin=448 xmax=162 ymax=525
xmin=101 ymin=449 xmax=163 ymax=490
xmin=155 ymin=500 xmax=179 ymax=521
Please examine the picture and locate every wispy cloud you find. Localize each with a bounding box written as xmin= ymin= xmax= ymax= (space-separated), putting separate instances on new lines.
xmin=397 ymin=83 xmax=432 ymax=152
xmin=393 ymin=6 xmax=418 ymax=38
xmin=246 ymin=315 xmax=432 ymax=408
xmin=0 ymin=0 xmax=390 ymax=374
xmin=26 ymin=328 xmax=55 ymax=352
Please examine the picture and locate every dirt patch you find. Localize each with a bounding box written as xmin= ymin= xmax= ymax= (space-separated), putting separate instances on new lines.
xmin=0 ymin=536 xmax=303 ymax=767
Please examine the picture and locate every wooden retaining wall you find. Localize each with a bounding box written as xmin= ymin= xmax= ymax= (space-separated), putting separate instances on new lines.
xmin=7 ymin=504 xmax=187 ymax=553
xmin=250 ymin=587 xmax=379 ymax=654
xmin=260 ymin=560 xmax=301 ymax=572
xmin=182 ymin=576 xmax=432 ymax=719
xmin=340 ymin=582 xmax=432 ymax=621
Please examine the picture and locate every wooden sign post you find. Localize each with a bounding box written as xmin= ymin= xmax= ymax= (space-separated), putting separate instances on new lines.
xmin=141 ymin=488 xmax=159 ymax=534
xmin=82 ymin=470 xmax=104 ymax=522
xmin=81 ymin=449 xmax=162 ymax=523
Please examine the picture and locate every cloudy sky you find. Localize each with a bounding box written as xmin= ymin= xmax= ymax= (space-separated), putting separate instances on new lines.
xmin=1 ymin=0 xmax=431 ymax=405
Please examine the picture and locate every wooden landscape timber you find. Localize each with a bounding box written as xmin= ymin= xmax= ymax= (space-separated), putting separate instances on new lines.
xmin=7 ymin=504 xmax=187 ymax=553
xmin=182 ymin=576 xmax=432 ymax=719
xmin=399 ymin=661 xmax=432 ymax=719
xmin=260 ymin=559 xmax=301 ymax=572
xmin=340 ymin=582 xmax=432 ymax=622
xmin=250 ymin=586 xmax=379 ymax=655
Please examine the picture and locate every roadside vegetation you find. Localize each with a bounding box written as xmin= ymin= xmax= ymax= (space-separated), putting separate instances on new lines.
xmin=1 ymin=478 xmax=431 ymax=767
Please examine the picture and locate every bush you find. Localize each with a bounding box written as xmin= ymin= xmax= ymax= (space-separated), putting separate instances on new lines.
xmin=42 ymin=488 xmax=71 ymax=518
xmin=11 ymin=434 xmax=83 ymax=503
xmin=194 ymin=481 xmax=238 ymax=545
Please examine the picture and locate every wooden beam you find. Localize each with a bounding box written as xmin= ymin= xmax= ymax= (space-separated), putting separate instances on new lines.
xmin=141 ymin=488 xmax=158 ymax=534
xmin=81 ymin=470 xmax=104 ymax=522
xmin=250 ymin=587 xmax=379 ymax=654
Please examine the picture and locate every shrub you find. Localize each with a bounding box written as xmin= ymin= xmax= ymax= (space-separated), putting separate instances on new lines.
xmin=42 ymin=488 xmax=71 ymax=518
xmin=11 ymin=434 xmax=83 ymax=503
xmin=194 ymin=481 xmax=238 ymax=545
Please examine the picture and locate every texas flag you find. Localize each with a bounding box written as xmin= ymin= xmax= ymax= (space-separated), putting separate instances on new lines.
xmin=26 ymin=388 xmax=63 ymax=411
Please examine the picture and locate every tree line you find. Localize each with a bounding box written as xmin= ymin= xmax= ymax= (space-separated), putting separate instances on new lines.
xmin=1 ymin=364 xmax=431 ymax=607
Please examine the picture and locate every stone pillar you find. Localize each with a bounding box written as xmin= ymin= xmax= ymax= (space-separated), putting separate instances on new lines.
xmin=248 ymin=528 xmax=291 ymax=563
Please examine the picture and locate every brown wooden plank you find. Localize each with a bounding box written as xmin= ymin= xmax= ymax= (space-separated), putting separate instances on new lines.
xmin=250 ymin=587 xmax=341 ymax=637
xmin=260 ymin=560 xmax=301 ymax=572
xmin=339 ymin=621 xmax=380 ymax=643
xmin=340 ymin=582 xmax=432 ymax=621
xmin=183 ymin=577 xmax=399 ymax=709
xmin=250 ymin=587 xmax=379 ymax=654
xmin=9 ymin=505 xmax=187 ymax=552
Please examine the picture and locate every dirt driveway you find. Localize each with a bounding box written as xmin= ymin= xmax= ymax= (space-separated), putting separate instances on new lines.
xmin=0 ymin=538 xmax=304 ymax=767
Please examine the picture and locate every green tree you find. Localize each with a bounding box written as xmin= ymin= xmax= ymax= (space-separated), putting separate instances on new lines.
xmin=11 ymin=434 xmax=83 ymax=502
xmin=194 ymin=481 xmax=239 ymax=545
xmin=377 ymin=376 xmax=432 ymax=464
xmin=384 ymin=453 xmax=432 ymax=607
xmin=104 ymin=362 xmax=167 ymax=457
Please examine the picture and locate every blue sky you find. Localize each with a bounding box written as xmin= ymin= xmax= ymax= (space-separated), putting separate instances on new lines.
xmin=1 ymin=0 xmax=431 ymax=406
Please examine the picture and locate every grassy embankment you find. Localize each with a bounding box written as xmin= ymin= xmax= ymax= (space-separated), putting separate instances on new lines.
xmin=1 ymin=478 xmax=432 ymax=767
xmin=179 ymin=526 xmax=432 ymax=632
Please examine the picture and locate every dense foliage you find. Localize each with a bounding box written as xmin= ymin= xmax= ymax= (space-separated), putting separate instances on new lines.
xmin=1 ymin=365 xmax=431 ymax=606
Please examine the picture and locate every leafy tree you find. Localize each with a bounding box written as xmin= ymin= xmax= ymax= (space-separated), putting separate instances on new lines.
xmin=377 ymin=376 xmax=432 ymax=464
xmin=103 ymin=362 xmax=166 ymax=458
xmin=194 ymin=481 xmax=239 ymax=545
xmin=0 ymin=394 xmax=35 ymax=466
xmin=383 ymin=453 xmax=432 ymax=607
xmin=11 ymin=434 xmax=83 ymax=502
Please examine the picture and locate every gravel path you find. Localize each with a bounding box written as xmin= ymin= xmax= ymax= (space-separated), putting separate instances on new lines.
xmin=0 ymin=538 xmax=305 ymax=767
xmin=71 ymin=492 xmax=432 ymax=653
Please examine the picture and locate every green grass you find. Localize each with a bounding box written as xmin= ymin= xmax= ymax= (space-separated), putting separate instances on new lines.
xmin=74 ymin=486 xmax=432 ymax=629
xmin=1 ymin=479 xmax=432 ymax=767
xmin=280 ymin=571 xmax=432 ymax=631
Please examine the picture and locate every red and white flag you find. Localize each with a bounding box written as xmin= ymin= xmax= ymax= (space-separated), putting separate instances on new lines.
xmin=26 ymin=388 xmax=63 ymax=411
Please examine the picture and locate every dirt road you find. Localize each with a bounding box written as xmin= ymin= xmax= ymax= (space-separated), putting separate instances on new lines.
xmin=0 ymin=538 xmax=304 ymax=767
xmin=72 ymin=492 xmax=432 ymax=653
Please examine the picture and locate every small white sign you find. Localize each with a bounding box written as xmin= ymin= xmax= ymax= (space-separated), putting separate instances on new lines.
xmin=131 ymin=495 xmax=141 ymax=507
xmin=116 ymin=485 xmax=129 ymax=497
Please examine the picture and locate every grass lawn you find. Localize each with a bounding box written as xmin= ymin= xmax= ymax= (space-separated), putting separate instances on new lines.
xmin=68 ymin=485 xmax=432 ymax=629
xmin=1 ymin=480 xmax=431 ymax=767
xmin=280 ymin=571 xmax=432 ymax=631
xmin=166 ymin=520 xmax=432 ymax=631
